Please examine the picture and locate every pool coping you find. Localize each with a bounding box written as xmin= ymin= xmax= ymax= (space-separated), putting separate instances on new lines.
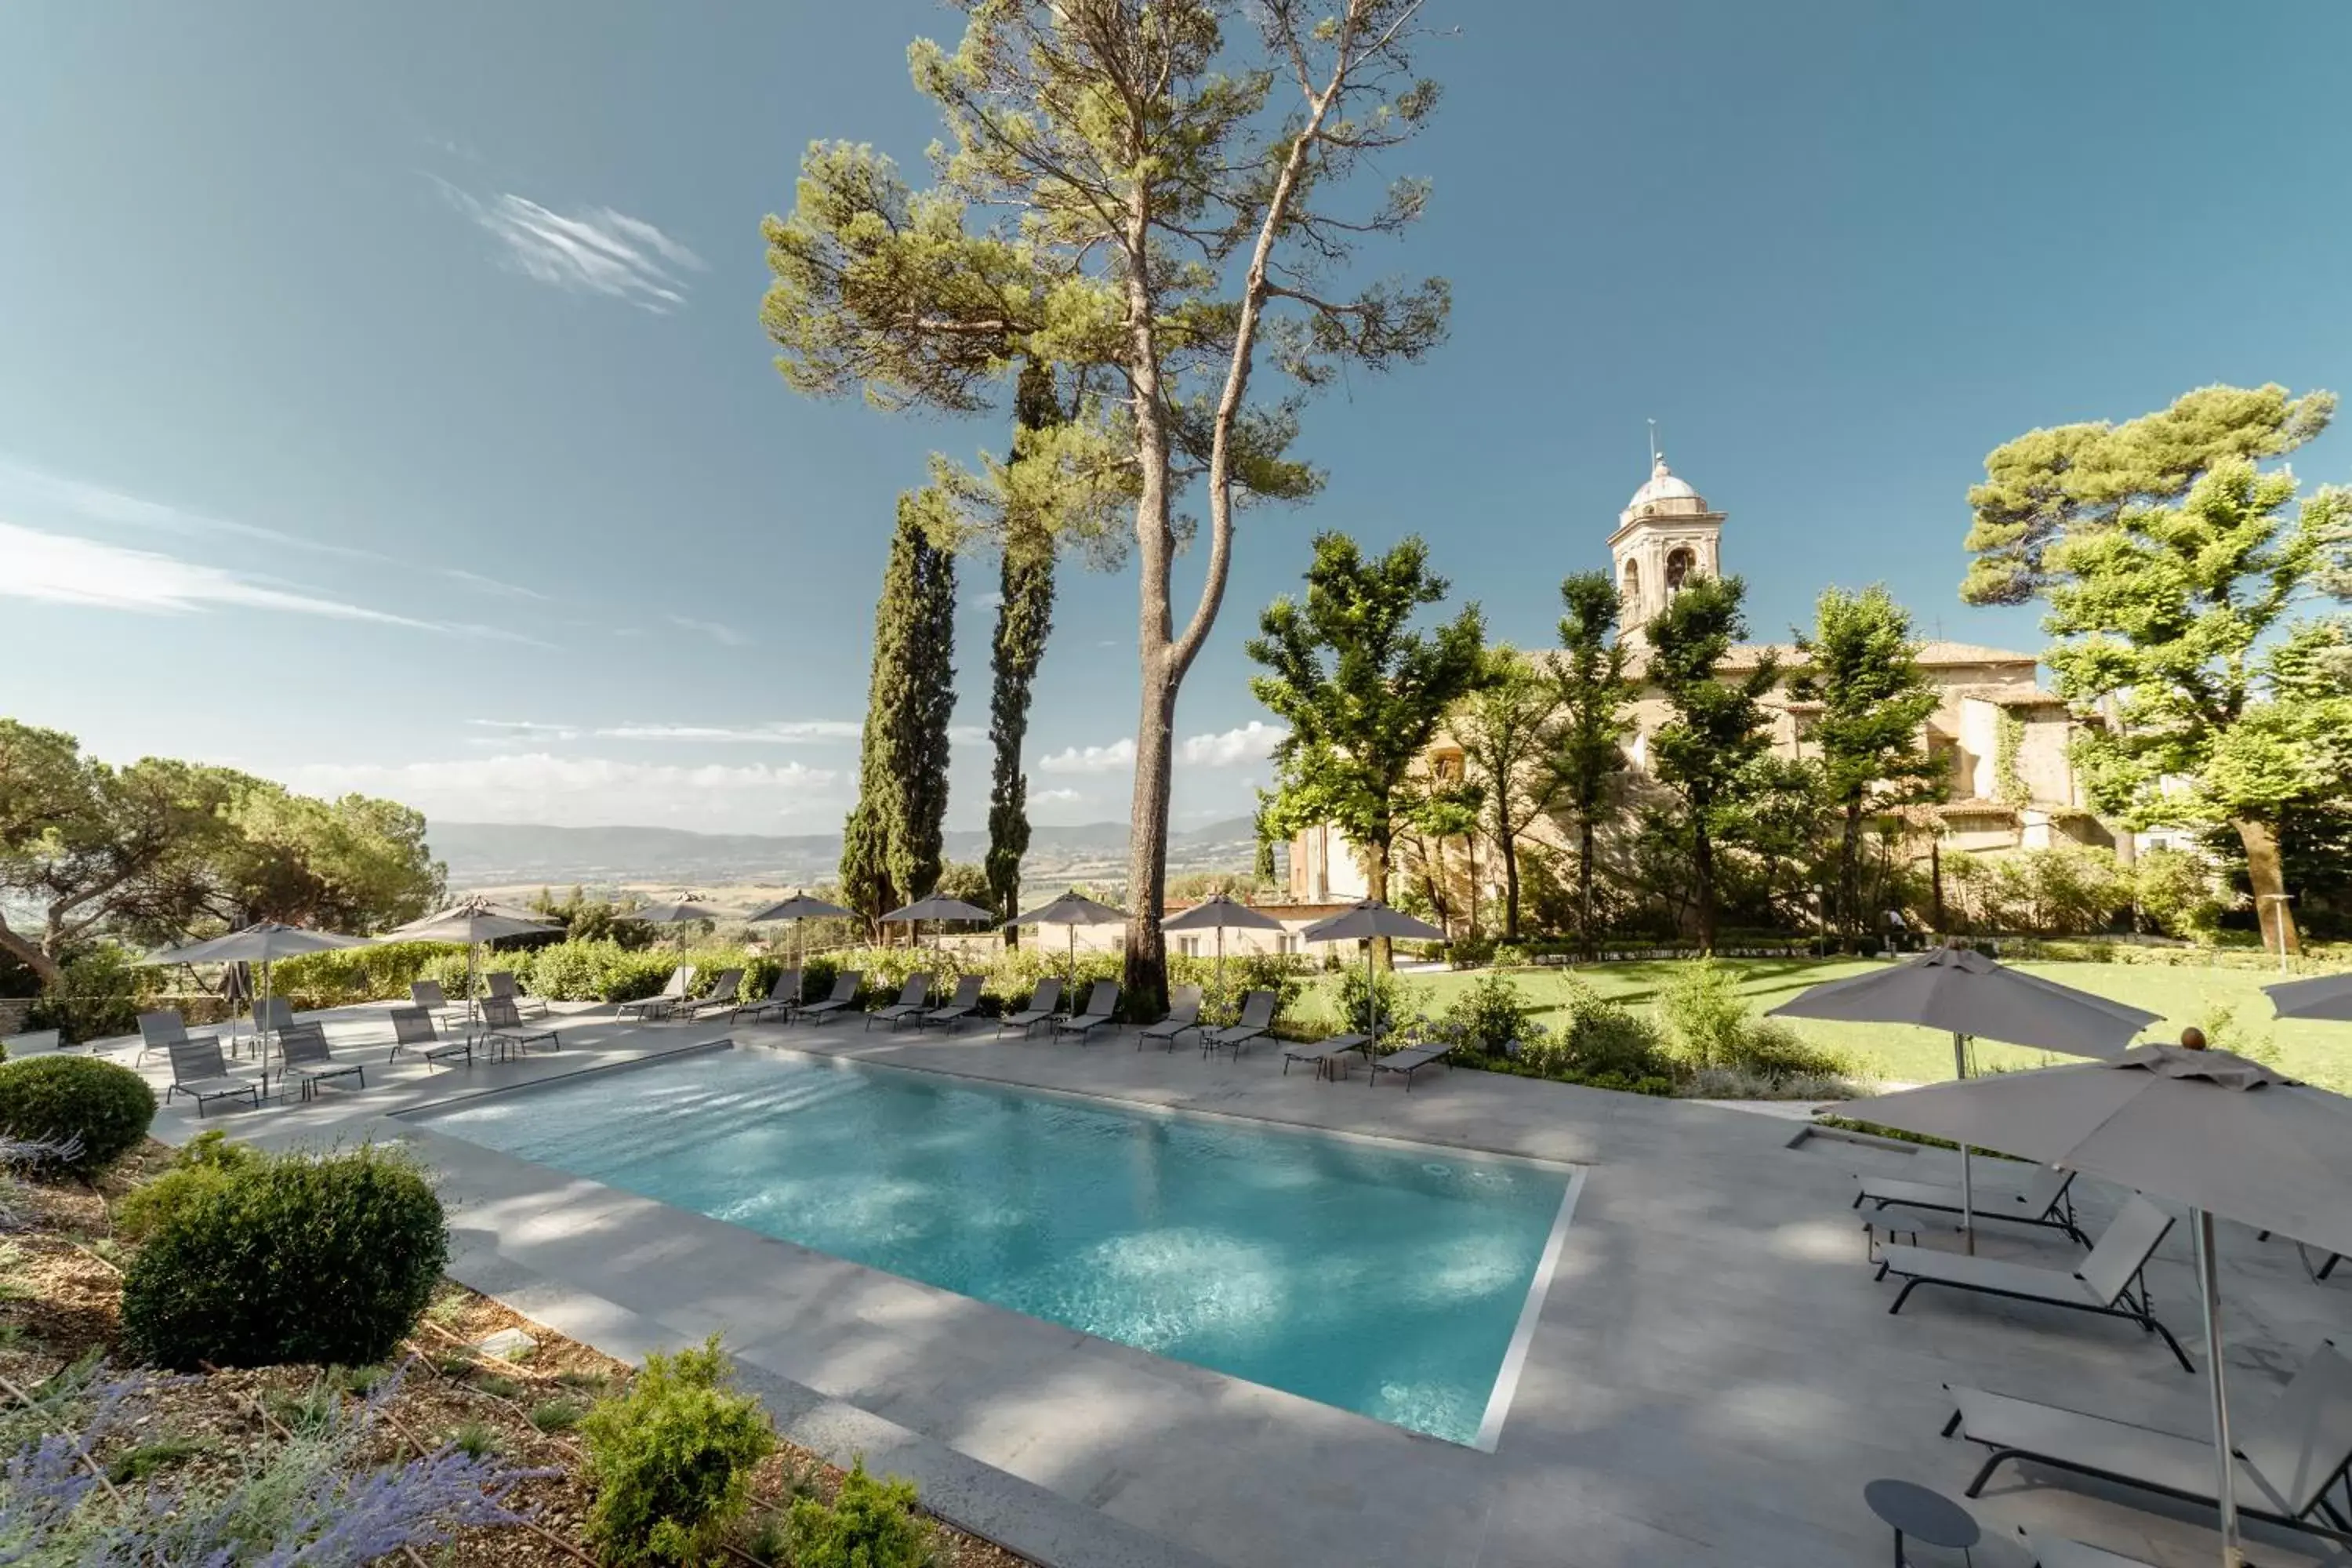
xmin=1474 ymin=1165 xmax=1585 ymax=1453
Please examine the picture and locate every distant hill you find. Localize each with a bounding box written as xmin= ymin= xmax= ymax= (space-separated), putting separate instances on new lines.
xmin=428 ymin=816 xmax=1258 ymax=894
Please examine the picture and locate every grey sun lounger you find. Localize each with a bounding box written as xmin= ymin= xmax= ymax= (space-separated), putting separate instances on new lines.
xmin=870 ymin=974 xmax=935 ymax=1031
xmin=271 ymin=1022 xmax=364 ymax=1102
xmin=477 ymin=996 xmax=559 ymax=1062
xmin=387 ymin=1004 xmax=473 ymax=1070
xmin=1876 ymin=1193 xmax=2189 ymax=1371
xmin=916 ymin=975 xmax=986 ymax=1033
xmin=1857 ymin=1163 xmax=2089 ymax=1246
xmin=679 ymin=968 xmax=745 ymax=1022
xmin=998 ymin=978 xmax=1062 ymax=1039
xmin=617 ymin=966 xmax=697 ymax=1022
xmin=165 ymin=1037 xmax=260 ymax=1116
xmin=137 ymin=1009 xmax=217 ymax=1067
xmin=408 ymin=980 xmax=466 ymax=1028
xmin=486 ymin=970 xmax=547 ymax=1018
xmin=1370 ymin=1040 xmax=1454 ymax=1091
xmin=1282 ymin=1033 xmax=1368 ymax=1080
xmin=736 ymin=969 xmax=802 ymax=1024
xmin=1203 ymin=989 xmax=1277 ymax=1058
xmin=1054 ymin=982 xmax=1120 ymax=1043
xmin=1138 ymin=985 xmax=1203 ymax=1051
xmin=794 ymin=971 xmax=862 ymax=1023
xmin=1945 ymin=1340 xmax=2352 ymax=1545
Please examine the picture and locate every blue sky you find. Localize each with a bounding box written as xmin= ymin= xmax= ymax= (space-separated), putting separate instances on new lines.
xmin=3 ymin=2 xmax=2348 ymax=836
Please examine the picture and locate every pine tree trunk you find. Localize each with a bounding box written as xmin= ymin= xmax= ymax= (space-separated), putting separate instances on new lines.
xmin=2236 ymin=817 xmax=2302 ymax=957
xmin=1122 ymin=652 xmax=1176 ymax=1013
xmin=0 ymin=923 xmax=61 ymax=991
xmin=984 ymin=358 xmax=1062 ymax=938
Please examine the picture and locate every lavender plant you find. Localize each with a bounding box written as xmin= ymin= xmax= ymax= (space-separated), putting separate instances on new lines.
xmin=0 ymin=1135 xmax=80 ymax=1232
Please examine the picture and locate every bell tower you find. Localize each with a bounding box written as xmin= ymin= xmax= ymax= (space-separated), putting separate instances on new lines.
xmin=1609 ymin=451 xmax=1725 ymax=640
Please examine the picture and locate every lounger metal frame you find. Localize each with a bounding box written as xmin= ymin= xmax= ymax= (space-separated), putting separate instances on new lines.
xmin=1857 ymin=1168 xmax=2090 ymax=1247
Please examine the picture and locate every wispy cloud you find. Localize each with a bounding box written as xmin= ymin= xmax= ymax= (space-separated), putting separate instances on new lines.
xmin=432 ymin=177 xmax=705 ymax=313
xmin=597 ymin=720 xmax=860 ymax=744
xmin=444 ymin=568 xmax=548 ymax=602
xmin=666 ymin=614 xmax=750 ymax=648
xmin=1032 ymin=787 xmax=1088 ymax=805
xmin=1180 ymin=720 xmax=1287 ymax=768
xmin=279 ymin=753 xmax=840 ymax=830
xmin=0 ymin=456 xmax=391 ymax=567
xmin=467 ymin=719 xmax=582 ymax=740
xmin=1037 ymin=737 xmax=1138 ymax=775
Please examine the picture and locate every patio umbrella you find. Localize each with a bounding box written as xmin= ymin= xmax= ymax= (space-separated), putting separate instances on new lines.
xmin=1769 ymin=945 xmax=2158 ymax=1245
xmin=1163 ymin=894 xmax=1285 ymax=1013
xmin=1300 ymin=900 xmax=1444 ymax=1053
xmin=623 ymin=896 xmax=724 ymax=927
xmin=745 ymin=892 xmax=856 ymax=975
xmin=879 ymin=895 xmax=999 ymax=952
xmin=2263 ymin=971 xmax=2352 ymax=1023
xmin=381 ymin=898 xmax=562 ymax=1025
xmin=141 ymin=923 xmax=368 ymax=1062
xmin=1011 ymin=891 xmax=1129 ymax=997
xmin=1836 ymin=1047 xmax=2352 ymax=1567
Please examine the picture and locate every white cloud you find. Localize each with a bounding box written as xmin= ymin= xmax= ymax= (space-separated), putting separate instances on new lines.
xmin=595 ymin=720 xmax=861 ymax=744
xmin=467 ymin=718 xmax=581 ymax=740
xmin=1037 ymin=737 xmax=1137 ymax=775
xmin=949 ymin=724 xmax=988 ymax=746
xmin=434 ymin=179 xmax=705 ymax=313
xmin=0 ymin=456 xmax=390 ymax=566
xmin=279 ymin=753 xmax=841 ymax=830
xmin=1179 ymin=720 xmax=1287 ymax=768
xmin=1032 ymin=787 xmax=1088 ymax=805
xmin=666 ymin=614 xmax=750 ymax=648
xmin=444 ymin=567 xmax=549 ymax=602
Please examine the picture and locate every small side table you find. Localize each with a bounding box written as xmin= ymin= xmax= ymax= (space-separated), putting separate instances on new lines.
xmin=1864 ymin=1479 xmax=1978 ymax=1566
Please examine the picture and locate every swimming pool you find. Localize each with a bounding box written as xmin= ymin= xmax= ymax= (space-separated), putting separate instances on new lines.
xmin=419 ymin=1048 xmax=1578 ymax=1446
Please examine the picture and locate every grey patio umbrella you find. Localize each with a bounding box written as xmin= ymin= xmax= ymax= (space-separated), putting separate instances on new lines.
xmin=1837 ymin=1047 xmax=2352 ymax=1567
xmin=142 ymin=923 xmax=368 ymax=1061
xmin=1163 ymin=894 xmax=1285 ymax=1013
xmin=623 ymin=896 xmax=724 ymax=927
xmin=1010 ymin=891 xmax=1129 ymax=996
xmin=1769 ymin=946 xmax=2158 ymax=1244
xmin=2263 ymin=971 xmax=2352 ymax=1023
xmin=1300 ymin=900 xmax=1445 ymax=1054
xmin=745 ymin=892 xmax=856 ymax=975
xmin=382 ymin=898 xmax=562 ymax=1025
xmin=880 ymin=895 xmax=999 ymax=951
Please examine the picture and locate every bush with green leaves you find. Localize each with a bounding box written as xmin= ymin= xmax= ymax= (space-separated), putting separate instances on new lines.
xmin=1552 ymin=979 xmax=1679 ymax=1080
xmin=2132 ymin=847 xmax=2225 ymax=942
xmin=1334 ymin=964 xmax=1421 ymax=1041
xmin=580 ymin=1334 xmax=775 ymax=1566
xmin=23 ymin=944 xmax=151 ymax=1044
xmin=0 ymin=1054 xmax=156 ymax=1174
xmin=1443 ymin=970 xmax=1537 ymax=1054
xmin=786 ymin=1458 xmax=933 ymax=1568
xmin=121 ymin=1142 xmax=447 ymax=1369
xmin=1657 ymin=960 xmax=1849 ymax=1081
xmin=114 ymin=1129 xmax=266 ymax=1240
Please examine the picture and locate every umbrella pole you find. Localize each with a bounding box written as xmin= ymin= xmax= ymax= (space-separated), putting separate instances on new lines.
xmin=1215 ymin=926 xmax=1225 ymax=1018
xmin=2193 ymin=1208 xmax=2245 ymax=1566
xmin=1954 ymin=1030 xmax=1976 ymax=1255
xmin=1367 ymin=940 xmax=1378 ymax=1056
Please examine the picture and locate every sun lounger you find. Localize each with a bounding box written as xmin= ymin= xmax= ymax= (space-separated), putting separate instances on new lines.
xmin=1054 ymin=981 xmax=1120 ymax=1044
xmin=1877 ymin=1193 xmax=2189 ymax=1370
xmin=679 ymin=968 xmax=745 ymax=1022
xmin=2015 ymin=1529 xmax=2159 ymax=1568
xmin=1944 ymin=1340 xmax=2352 ymax=1544
xmin=617 ymin=966 xmax=697 ymax=1022
xmin=271 ymin=1021 xmax=364 ymax=1102
xmin=1857 ymin=1163 xmax=2089 ymax=1245
xmin=408 ymin=980 xmax=466 ymax=1028
xmin=137 ymin=1009 xmax=217 ymax=1067
xmin=1370 ymin=1040 xmax=1454 ymax=1091
xmin=164 ymin=1037 xmax=260 ymax=1116
xmin=486 ymin=970 xmax=547 ymax=1018
xmin=737 ymin=969 xmax=802 ymax=1025
xmin=1138 ymin=985 xmax=1203 ymax=1051
xmin=869 ymin=974 xmax=935 ymax=1031
xmin=387 ymin=1005 xmax=473 ymax=1070
xmin=794 ymin=971 xmax=862 ymax=1024
xmin=477 ymin=996 xmax=559 ymax=1062
xmin=916 ymin=975 xmax=985 ymax=1033
xmin=1282 ymin=1033 xmax=1368 ymax=1080
xmin=997 ymin=978 xmax=1062 ymax=1039
xmin=1203 ymin=989 xmax=1277 ymax=1058
xmin=0 ymin=1029 xmax=62 ymax=1058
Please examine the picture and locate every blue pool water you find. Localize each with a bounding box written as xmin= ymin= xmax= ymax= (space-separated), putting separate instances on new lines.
xmin=419 ymin=1050 xmax=1573 ymax=1443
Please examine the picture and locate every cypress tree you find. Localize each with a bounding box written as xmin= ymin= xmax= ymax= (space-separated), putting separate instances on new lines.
xmin=983 ymin=359 xmax=1062 ymax=934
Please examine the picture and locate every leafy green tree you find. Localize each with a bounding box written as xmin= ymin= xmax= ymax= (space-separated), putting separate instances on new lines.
xmin=1393 ymin=773 xmax=1479 ymax=938
xmin=2041 ymin=457 xmax=2351 ymax=955
xmin=1544 ymin=572 xmax=1636 ymax=944
xmin=1644 ymin=575 xmax=1780 ymax=951
xmin=1450 ymin=645 xmax=1559 ymax=941
xmin=1962 ymin=383 xmax=2333 ymax=606
xmin=765 ymin=1 xmax=1452 ymax=1011
xmin=1250 ymin=533 xmax=1483 ymax=967
xmin=1790 ymin=586 xmax=1944 ymax=948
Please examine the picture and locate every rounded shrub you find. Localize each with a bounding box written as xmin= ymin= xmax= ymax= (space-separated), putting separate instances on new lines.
xmin=788 ymin=1458 xmax=933 ymax=1568
xmin=0 ymin=1054 xmax=157 ymax=1174
xmin=121 ymin=1142 xmax=448 ymax=1370
xmin=581 ymin=1334 xmax=775 ymax=1566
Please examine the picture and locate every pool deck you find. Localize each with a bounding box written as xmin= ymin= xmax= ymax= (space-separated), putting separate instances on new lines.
xmin=100 ymin=1004 xmax=2352 ymax=1568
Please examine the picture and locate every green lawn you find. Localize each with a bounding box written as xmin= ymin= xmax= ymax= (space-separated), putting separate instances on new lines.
xmin=1316 ymin=958 xmax=2352 ymax=1091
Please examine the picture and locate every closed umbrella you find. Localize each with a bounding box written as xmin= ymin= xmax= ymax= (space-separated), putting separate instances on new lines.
xmin=1164 ymin=894 xmax=1286 ymax=1015
xmin=382 ymin=898 xmax=562 ymax=1026
xmin=1838 ymin=1047 xmax=2352 ymax=1567
xmin=142 ymin=923 xmax=368 ymax=1065
xmin=1011 ymin=891 xmax=1129 ymax=996
xmin=880 ymin=895 xmax=999 ymax=953
xmin=2263 ymin=971 xmax=2352 ymax=1023
xmin=746 ymin=892 xmax=856 ymax=976
xmin=1300 ymin=900 xmax=1444 ymax=1054
xmin=1769 ymin=945 xmax=2158 ymax=1246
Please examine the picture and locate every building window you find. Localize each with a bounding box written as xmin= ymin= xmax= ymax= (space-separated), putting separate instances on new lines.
xmin=1621 ymin=557 xmax=1642 ymax=607
xmin=1177 ymin=936 xmax=1200 ymax=958
xmin=1665 ymin=546 xmax=1695 ymax=591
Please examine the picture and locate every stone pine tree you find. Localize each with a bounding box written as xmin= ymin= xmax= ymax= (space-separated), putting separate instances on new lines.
xmin=1544 ymin=572 xmax=1636 ymax=947
xmin=840 ymin=495 xmax=960 ymax=932
xmin=764 ymin=2 xmax=1453 ymax=1013
xmin=1961 ymin=383 xmax=2333 ymax=606
xmin=984 ymin=360 xmax=1064 ymax=936
xmin=1449 ymin=645 xmax=1559 ymax=942
xmin=2039 ymin=456 xmax=2350 ymax=956
xmin=1791 ymin=585 xmax=1943 ymax=949
xmin=1249 ymin=533 xmax=1486 ymax=969
xmin=1644 ymin=575 xmax=1780 ymax=952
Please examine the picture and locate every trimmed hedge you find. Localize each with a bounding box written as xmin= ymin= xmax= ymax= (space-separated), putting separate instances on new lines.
xmin=121 ymin=1142 xmax=448 ymax=1370
xmin=0 ymin=1054 xmax=157 ymax=1174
